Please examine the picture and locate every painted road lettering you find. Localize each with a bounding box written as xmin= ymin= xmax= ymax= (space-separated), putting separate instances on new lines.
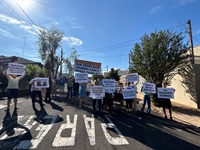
xmin=0 ymin=114 xmax=129 ymax=149
xmin=14 ymin=115 xmax=59 ymax=149
xmin=83 ymin=114 xmax=95 ymax=145
xmin=52 ymin=114 xmax=78 ymax=147
xmin=101 ymin=115 xmax=129 ymax=145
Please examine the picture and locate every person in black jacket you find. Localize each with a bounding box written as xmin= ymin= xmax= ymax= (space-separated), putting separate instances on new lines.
xmin=72 ymin=78 xmax=79 ymax=104
xmin=45 ymin=76 xmax=52 ymax=102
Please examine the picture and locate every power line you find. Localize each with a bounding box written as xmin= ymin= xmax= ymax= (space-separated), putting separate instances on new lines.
xmin=13 ymin=0 xmax=40 ymax=31
xmin=79 ymin=23 xmax=187 ymax=56
xmin=80 ymin=54 xmax=128 ymax=58
xmin=0 ymin=0 xmax=24 ymax=22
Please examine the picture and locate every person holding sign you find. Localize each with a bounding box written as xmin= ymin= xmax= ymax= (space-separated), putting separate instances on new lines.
xmin=79 ymin=82 xmax=87 ymax=107
xmin=161 ymin=82 xmax=175 ymax=120
xmin=141 ymin=86 xmax=151 ymax=114
xmin=92 ymin=79 xmax=103 ymax=113
xmin=29 ymin=74 xmax=44 ymax=107
xmin=4 ymin=67 xmax=26 ymax=111
xmin=124 ymin=82 xmax=133 ymax=112
xmin=131 ymin=81 xmax=138 ymax=112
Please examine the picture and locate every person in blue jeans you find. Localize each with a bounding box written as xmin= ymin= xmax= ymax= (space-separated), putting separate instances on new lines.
xmin=141 ymin=87 xmax=151 ymax=114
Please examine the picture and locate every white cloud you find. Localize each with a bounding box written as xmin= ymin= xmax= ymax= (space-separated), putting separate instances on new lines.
xmin=151 ymin=6 xmax=163 ymax=14
xmin=179 ymin=0 xmax=196 ymax=5
xmin=0 ymin=14 xmax=39 ymax=36
xmin=0 ymin=28 xmax=15 ymax=38
xmin=63 ymin=37 xmax=83 ymax=46
xmin=0 ymin=14 xmax=24 ymax=24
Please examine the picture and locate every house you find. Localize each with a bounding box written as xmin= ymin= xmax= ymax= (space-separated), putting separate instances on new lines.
xmin=0 ymin=55 xmax=43 ymax=97
xmin=0 ymin=55 xmax=43 ymax=68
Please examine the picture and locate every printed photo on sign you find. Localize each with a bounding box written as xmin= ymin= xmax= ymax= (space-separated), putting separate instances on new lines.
xmin=75 ymin=73 xmax=88 ymax=83
xmin=126 ymin=73 xmax=139 ymax=82
xmin=8 ymin=63 xmax=26 ymax=75
xmin=123 ymin=88 xmax=136 ymax=99
xmin=142 ymin=82 xmax=156 ymax=94
xmin=34 ymin=78 xmax=49 ymax=88
xmin=102 ymin=79 xmax=115 ymax=90
xmin=74 ymin=59 xmax=101 ymax=75
xmin=90 ymin=85 xmax=105 ymax=98
xmin=157 ymin=88 xmax=174 ymax=99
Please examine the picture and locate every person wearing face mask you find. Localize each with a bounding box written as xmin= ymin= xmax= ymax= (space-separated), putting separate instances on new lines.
xmin=4 ymin=67 xmax=26 ymax=111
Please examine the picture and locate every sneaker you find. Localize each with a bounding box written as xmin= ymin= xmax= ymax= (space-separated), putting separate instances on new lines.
xmin=5 ymin=108 xmax=10 ymax=112
xmin=170 ymin=116 xmax=173 ymax=120
xmin=14 ymin=107 xmax=18 ymax=110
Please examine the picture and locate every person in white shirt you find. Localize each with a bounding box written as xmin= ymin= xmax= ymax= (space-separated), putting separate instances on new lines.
xmin=4 ymin=68 xmax=25 ymax=111
xmin=29 ymin=74 xmax=44 ymax=107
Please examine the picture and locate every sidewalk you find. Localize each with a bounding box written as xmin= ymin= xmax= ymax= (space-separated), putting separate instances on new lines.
xmin=137 ymin=94 xmax=200 ymax=128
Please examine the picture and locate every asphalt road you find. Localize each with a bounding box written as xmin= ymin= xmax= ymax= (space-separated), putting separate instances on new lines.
xmin=0 ymin=96 xmax=200 ymax=150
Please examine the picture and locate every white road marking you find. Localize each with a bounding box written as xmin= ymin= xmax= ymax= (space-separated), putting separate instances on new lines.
xmin=0 ymin=101 xmax=22 ymax=110
xmin=52 ymin=114 xmax=78 ymax=147
xmin=83 ymin=114 xmax=95 ymax=145
xmin=101 ymin=115 xmax=129 ymax=145
xmin=13 ymin=115 xmax=59 ymax=149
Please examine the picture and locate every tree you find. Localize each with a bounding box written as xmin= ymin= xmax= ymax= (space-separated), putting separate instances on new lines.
xmin=64 ymin=50 xmax=80 ymax=76
xmin=91 ymin=74 xmax=104 ymax=81
xmin=26 ymin=64 xmax=47 ymax=81
xmin=105 ymin=68 xmax=120 ymax=81
xmin=37 ymin=26 xmax=64 ymax=77
xmin=129 ymin=30 xmax=189 ymax=106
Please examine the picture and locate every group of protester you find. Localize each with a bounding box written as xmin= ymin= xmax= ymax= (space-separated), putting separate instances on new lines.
xmin=3 ymin=66 xmax=174 ymax=120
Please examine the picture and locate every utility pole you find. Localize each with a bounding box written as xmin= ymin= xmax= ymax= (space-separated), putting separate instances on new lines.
xmin=128 ymin=53 xmax=130 ymax=69
xmin=187 ymin=20 xmax=194 ymax=65
xmin=188 ymin=20 xmax=200 ymax=109
xmin=107 ymin=65 xmax=108 ymax=73
xmin=60 ymin=48 xmax=63 ymax=79
xmin=22 ymin=37 xmax=26 ymax=57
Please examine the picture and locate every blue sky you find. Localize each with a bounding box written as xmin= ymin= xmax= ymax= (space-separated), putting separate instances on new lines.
xmin=0 ymin=0 xmax=200 ymax=73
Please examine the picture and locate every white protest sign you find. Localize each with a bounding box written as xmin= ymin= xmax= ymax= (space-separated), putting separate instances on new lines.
xmin=74 ymin=59 xmax=101 ymax=75
xmin=142 ymin=82 xmax=156 ymax=94
xmin=115 ymin=86 xmax=120 ymax=93
xmin=126 ymin=73 xmax=139 ymax=82
xmin=75 ymin=73 xmax=88 ymax=83
xmin=102 ymin=79 xmax=116 ymax=90
xmin=157 ymin=88 xmax=174 ymax=99
xmin=8 ymin=63 xmax=26 ymax=75
xmin=122 ymin=87 xmax=136 ymax=99
xmin=34 ymin=78 xmax=49 ymax=88
xmin=90 ymin=85 xmax=105 ymax=99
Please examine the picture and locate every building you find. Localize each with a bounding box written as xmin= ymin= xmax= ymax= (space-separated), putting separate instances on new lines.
xmin=0 ymin=55 xmax=43 ymax=97
xmin=170 ymin=45 xmax=200 ymax=108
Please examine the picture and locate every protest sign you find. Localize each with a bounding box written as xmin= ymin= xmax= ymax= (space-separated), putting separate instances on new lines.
xmin=74 ymin=59 xmax=101 ymax=75
xmin=8 ymin=63 xmax=26 ymax=75
xmin=157 ymin=88 xmax=174 ymax=99
xmin=142 ymin=82 xmax=156 ymax=94
xmin=122 ymin=87 xmax=136 ymax=99
xmin=34 ymin=78 xmax=49 ymax=88
xmin=115 ymin=86 xmax=121 ymax=92
xmin=102 ymin=79 xmax=115 ymax=90
xmin=90 ymin=85 xmax=105 ymax=98
xmin=75 ymin=73 xmax=88 ymax=83
xmin=126 ymin=73 xmax=139 ymax=82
